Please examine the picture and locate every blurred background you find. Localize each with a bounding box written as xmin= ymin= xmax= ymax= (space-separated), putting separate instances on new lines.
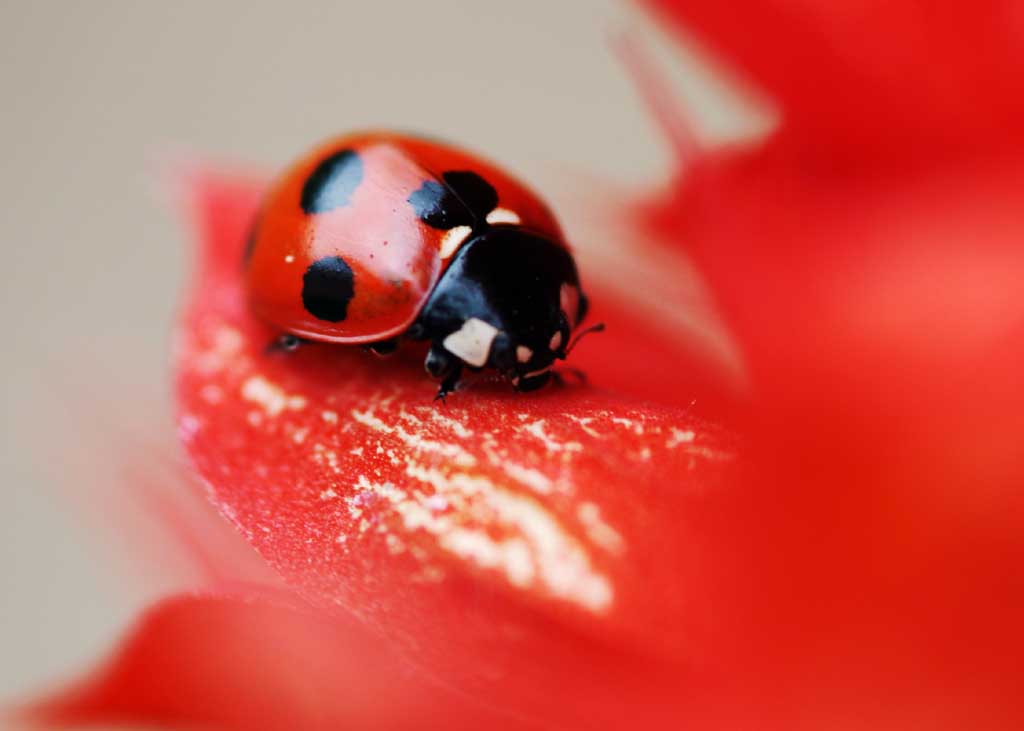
xmin=0 ymin=0 xmax=751 ymax=701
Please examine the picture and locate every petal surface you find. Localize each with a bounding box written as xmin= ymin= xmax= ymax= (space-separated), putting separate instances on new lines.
xmin=169 ymin=167 xmax=740 ymax=727
xmin=26 ymin=593 xmax=537 ymax=731
xmin=637 ymin=2 xmax=1024 ymax=727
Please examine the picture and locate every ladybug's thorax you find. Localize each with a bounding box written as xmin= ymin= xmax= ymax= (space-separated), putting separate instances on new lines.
xmin=412 ymin=226 xmax=585 ymax=390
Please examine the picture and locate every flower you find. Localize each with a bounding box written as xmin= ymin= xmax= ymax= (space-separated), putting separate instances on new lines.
xmin=20 ymin=1 xmax=1023 ymax=729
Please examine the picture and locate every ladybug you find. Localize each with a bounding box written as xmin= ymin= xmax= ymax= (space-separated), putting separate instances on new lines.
xmin=245 ymin=131 xmax=601 ymax=398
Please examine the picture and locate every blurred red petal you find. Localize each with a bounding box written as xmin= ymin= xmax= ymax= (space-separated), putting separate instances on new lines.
xmin=166 ymin=166 xmax=740 ymax=726
xmin=35 ymin=4 xmax=1023 ymax=727
xmin=642 ymin=0 xmax=1024 ymax=164
xmin=634 ymin=2 xmax=1024 ymax=727
xmin=556 ymin=180 xmax=746 ymax=414
xmin=678 ymin=154 xmax=1024 ymax=730
xmin=25 ymin=593 xmax=537 ymax=730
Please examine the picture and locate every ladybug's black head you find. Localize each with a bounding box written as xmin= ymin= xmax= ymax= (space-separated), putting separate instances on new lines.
xmin=412 ymin=227 xmax=590 ymax=392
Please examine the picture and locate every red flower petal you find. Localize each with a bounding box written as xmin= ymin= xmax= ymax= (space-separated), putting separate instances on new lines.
xmin=634 ymin=2 xmax=1024 ymax=726
xmin=161 ymin=166 xmax=741 ymax=727
xmin=35 ymin=5 xmax=1023 ymax=729
xmin=641 ymin=0 xmax=1024 ymax=164
xmin=26 ymin=593 xmax=537 ymax=730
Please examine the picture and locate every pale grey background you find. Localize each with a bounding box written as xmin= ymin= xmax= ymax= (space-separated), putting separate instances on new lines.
xmin=0 ymin=0 xmax=749 ymax=701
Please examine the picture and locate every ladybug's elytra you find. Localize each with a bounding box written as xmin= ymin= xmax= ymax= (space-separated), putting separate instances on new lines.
xmin=245 ymin=131 xmax=600 ymax=398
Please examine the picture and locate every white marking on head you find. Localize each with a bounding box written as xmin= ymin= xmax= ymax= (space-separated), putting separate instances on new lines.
xmin=443 ymin=318 xmax=500 ymax=368
xmin=549 ymin=331 xmax=563 ymax=351
xmin=486 ymin=207 xmax=521 ymax=226
xmin=560 ymin=283 xmax=581 ymax=325
xmin=439 ymin=225 xmax=473 ymax=259
xmin=516 ymin=345 xmax=533 ymax=363
xmin=284 ymin=254 xmax=295 ymax=263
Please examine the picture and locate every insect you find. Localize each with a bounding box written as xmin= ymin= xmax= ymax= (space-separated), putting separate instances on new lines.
xmin=245 ymin=131 xmax=601 ymax=399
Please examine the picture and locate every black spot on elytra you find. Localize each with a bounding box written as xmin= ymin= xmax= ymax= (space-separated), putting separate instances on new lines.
xmin=443 ymin=171 xmax=498 ymax=217
xmin=302 ymin=256 xmax=355 ymax=322
xmin=407 ymin=170 xmax=497 ymax=230
xmin=301 ymin=149 xmax=364 ymax=214
xmin=408 ymin=180 xmax=460 ymax=228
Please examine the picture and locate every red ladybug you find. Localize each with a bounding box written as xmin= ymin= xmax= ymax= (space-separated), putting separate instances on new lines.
xmin=245 ymin=131 xmax=600 ymax=398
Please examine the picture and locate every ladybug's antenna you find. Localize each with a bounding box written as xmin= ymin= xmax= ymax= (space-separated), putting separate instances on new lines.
xmin=565 ymin=322 xmax=606 ymax=356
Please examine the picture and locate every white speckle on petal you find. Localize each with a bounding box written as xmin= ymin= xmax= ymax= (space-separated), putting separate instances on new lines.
xmin=611 ymin=416 xmax=644 ymax=435
xmin=521 ymin=419 xmax=583 ymax=453
xmin=666 ymin=428 xmax=696 ymax=448
xmin=396 ymin=427 xmax=477 ymax=467
xmin=178 ymin=414 xmax=201 ymax=440
xmin=425 ymin=494 xmax=449 ymax=512
xmin=194 ymin=325 xmax=243 ymax=375
xmin=501 ymin=461 xmax=554 ymax=495
xmin=385 ymin=534 xmax=406 ymax=555
xmin=241 ymin=375 xmax=307 ymax=417
xmin=567 ymin=415 xmax=601 ymax=438
xmin=577 ymin=501 xmax=625 ymax=555
xmin=429 ymin=411 xmax=474 ymax=438
xmin=200 ymin=385 xmax=223 ymax=404
xmin=401 ymin=463 xmax=612 ymax=612
xmin=351 ymin=408 xmax=394 ymax=434
xmin=351 ymin=407 xmax=477 ymax=466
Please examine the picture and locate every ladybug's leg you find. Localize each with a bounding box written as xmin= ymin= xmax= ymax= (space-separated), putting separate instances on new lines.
xmin=560 ymin=367 xmax=589 ymax=383
xmin=266 ymin=333 xmax=306 ymax=354
xmin=434 ymin=367 xmax=463 ymax=403
xmin=550 ymin=367 xmax=588 ymax=387
xmin=425 ymin=343 xmax=456 ymax=379
xmin=515 ymin=370 xmax=552 ymax=392
xmin=363 ymin=338 xmax=399 ymax=357
xmin=425 ymin=343 xmax=462 ymax=402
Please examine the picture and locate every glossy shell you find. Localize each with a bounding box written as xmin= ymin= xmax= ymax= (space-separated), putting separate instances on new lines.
xmin=245 ymin=132 xmax=566 ymax=343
